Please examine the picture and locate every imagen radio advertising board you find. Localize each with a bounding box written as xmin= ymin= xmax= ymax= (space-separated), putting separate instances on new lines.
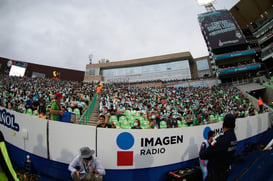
xmin=198 ymin=9 xmax=246 ymax=51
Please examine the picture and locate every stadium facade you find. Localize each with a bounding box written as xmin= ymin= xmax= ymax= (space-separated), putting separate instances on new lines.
xmin=84 ymin=52 xmax=213 ymax=84
xmin=230 ymin=0 xmax=273 ymax=75
xmin=0 ymin=57 xmax=85 ymax=81
xmin=198 ymin=8 xmax=261 ymax=84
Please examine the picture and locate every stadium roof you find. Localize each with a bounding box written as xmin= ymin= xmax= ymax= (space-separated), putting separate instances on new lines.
xmin=86 ymin=52 xmax=194 ymax=69
xmin=230 ymin=0 xmax=272 ymax=28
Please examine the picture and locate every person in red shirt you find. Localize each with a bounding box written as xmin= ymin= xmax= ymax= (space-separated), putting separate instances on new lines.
xmin=258 ymin=97 xmax=263 ymax=113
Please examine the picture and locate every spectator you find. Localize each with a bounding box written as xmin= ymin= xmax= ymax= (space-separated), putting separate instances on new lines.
xmin=117 ymin=104 xmax=125 ymax=118
xmin=200 ymin=114 xmax=237 ymax=181
xmin=96 ymin=85 xmax=102 ymax=97
xmin=131 ymin=119 xmax=142 ymax=129
xmin=25 ymin=95 xmax=33 ymax=110
xmin=199 ymin=130 xmax=215 ymax=180
xmin=167 ymin=113 xmax=178 ymax=128
xmin=203 ymin=114 xmax=211 ymax=124
xmin=68 ymin=147 xmax=105 ymax=181
xmin=148 ymin=114 xmax=157 ymax=129
xmin=193 ymin=112 xmax=203 ymax=126
xmin=97 ymin=115 xmax=112 ymax=128
xmin=50 ymin=93 xmax=65 ymax=121
xmin=258 ymin=97 xmax=263 ymax=113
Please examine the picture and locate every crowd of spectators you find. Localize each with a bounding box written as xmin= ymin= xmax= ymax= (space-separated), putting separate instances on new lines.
xmin=0 ymin=74 xmax=267 ymax=126
xmin=0 ymin=74 xmax=95 ymax=120
xmin=97 ymin=84 xmax=264 ymax=129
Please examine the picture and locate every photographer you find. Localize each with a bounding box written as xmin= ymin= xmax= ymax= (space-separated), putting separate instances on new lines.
xmin=68 ymin=147 xmax=105 ymax=181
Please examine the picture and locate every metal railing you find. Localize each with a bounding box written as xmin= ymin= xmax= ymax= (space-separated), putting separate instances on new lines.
xmin=79 ymin=94 xmax=97 ymax=125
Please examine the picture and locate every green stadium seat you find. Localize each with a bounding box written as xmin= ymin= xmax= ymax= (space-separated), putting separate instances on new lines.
xmin=26 ymin=108 xmax=33 ymax=116
xmin=177 ymin=120 xmax=182 ymax=128
xmin=124 ymin=110 xmax=131 ymax=118
xmin=33 ymin=110 xmax=38 ymax=116
xmin=109 ymin=115 xmax=118 ymax=123
xmin=119 ymin=116 xmax=127 ymax=123
xmin=112 ymin=119 xmax=121 ymax=129
xmin=217 ymin=115 xmax=224 ymax=122
xmin=210 ymin=115 xmax=215 ymax=121
xmin=120 ymin=119 xmax=131 ymax=129
xmin=128 ymin=116 xmax=135 ymax=125
xmin=134 ymin=111 xmax=140 ymax=117
xmin=138 ymin=116 xmax=145 ymax=122
xmin=73 ymin=108 xmax=81 ymax=119
xmin=245 ymin=111 xmax=249 ymax=117
xmin=160 ymin=121 xmax=167 ymax=128
xmin=141 ymin=120 xmax=150 ymax=129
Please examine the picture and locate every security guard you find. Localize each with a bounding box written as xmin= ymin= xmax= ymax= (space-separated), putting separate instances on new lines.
xmin=199 ymin=114 xmax=237 ymax=181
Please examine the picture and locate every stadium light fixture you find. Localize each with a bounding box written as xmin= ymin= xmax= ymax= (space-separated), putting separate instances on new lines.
xmin=89 ymin=54 xmax=93 ymax=64
xmin=197 ymin=0 xmax=215 ymax=6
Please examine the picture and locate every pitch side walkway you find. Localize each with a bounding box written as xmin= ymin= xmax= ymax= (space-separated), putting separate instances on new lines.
xmin=228 ymin=128 xmax=273 ymax=181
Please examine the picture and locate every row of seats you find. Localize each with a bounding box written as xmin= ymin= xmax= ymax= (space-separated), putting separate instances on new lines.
xmin=23 ymin=107 xmax=81 ymax=118
xmin=107 ymin=114 xmax=225 ymax=129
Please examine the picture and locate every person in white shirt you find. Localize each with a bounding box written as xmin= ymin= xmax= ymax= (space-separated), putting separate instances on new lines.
xmin=199 ymin=131 xmax=215 ymax=181
xmin=68 ymin=147 xmax=105 ymax=181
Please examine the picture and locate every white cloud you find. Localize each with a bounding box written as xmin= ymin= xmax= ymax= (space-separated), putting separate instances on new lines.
xmin=0 ymin=0 xmax=239 ymax=70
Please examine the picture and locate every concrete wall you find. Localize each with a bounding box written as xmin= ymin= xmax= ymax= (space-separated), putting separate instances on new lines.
xmin=239 ymin=87 xmax=273 ymax=112
xmin=263 ymin=88 xmax=273 ymax=106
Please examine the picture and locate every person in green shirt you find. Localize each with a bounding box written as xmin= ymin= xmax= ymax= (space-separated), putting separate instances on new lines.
xmin=193 ymin=112 xmax=203 ymax=126
xmin=50 ymin=93 xmax=64 ymax=121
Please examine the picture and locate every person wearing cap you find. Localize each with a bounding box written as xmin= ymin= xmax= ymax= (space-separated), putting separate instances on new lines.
xmin=199 ymin=130 xmax=215 ymax=181
xmin=49 ymin=93 xmax=64 ymax=121
xmin=199 ymin=113 xmax=237 ymax=181
xmin=68 ymin=147 xmax=105 ymax=181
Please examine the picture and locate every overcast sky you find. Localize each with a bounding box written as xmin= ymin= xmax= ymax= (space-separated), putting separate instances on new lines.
xmin=0 ymin=0 xmax=239 ymax=70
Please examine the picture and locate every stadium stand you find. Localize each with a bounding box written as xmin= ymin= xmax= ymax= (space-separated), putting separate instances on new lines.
xmin=0 ymin=73 xmax=270 ymax=128
xmin=96 ymin=83 xmax=267 ymax=129
xmin=0 ymin=74 xmax=96 ymax=122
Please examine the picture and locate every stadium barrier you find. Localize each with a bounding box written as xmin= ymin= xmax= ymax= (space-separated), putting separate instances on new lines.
xmin=0 ymin=106 xmax=271 ymax=181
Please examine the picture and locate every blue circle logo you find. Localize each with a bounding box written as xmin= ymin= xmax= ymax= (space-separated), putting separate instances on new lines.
xmin=116 ymin=132 xmax=134 ymax=150
xmin=203 ymin=127 xmax=211 ymax=140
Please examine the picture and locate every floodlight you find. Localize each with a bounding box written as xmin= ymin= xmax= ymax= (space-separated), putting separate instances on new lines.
xmin=197 ymin=0 xmax=215 ymax=6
